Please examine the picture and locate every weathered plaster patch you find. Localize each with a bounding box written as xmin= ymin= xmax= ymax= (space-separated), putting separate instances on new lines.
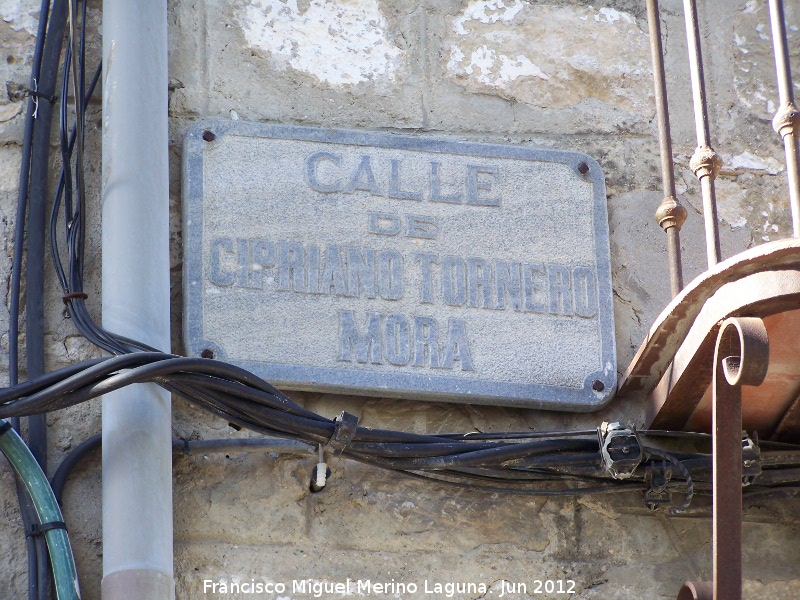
xmin=715 ymin=178 xmax=749 ymax=229
xmin=594 ymin=7 xmax=634 ymax=25
xmin=446 ymin=3 xmax=650 ymax=112
xmin=742 ymin=1 xmax=760 ymax=15
xmin=453 ymin=0 xmax=525 ymax=36
xmin=239 ymin=0 xmax=404 ymax=86
xmin=724 ymin=151 xmax=783 ymax=175
xmin=2 ymin=0 xmax=39 ymax=36
xmin=460 ymin=44 xmax=549 ymax=88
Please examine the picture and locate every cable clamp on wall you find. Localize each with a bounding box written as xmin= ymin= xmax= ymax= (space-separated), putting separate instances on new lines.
xmin=0 ymin=421 xmax=12 ymax=437
xmin=62 ymin=292 xmax=89 ymax=305
xmin=598 ymin=422 xmax=643 ymax=480
xmin=327 ymin=411 xmax=359 ymax=456
xmin=26 ymin=521 xmax=68 ymax=538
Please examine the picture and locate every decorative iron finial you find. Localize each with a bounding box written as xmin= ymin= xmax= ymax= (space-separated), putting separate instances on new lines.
xmin=655 ymin=196 xmax=688 ymax=232
xmin=689 ymin=146 xmax=722 ymax=180
xmin=772 ymin=102 xmax=800 ymax=140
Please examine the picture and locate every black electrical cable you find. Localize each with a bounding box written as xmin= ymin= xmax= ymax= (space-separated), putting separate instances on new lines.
xmin=401 ymin=469 xmax=642 ymax=496
xmin=50 ymin=62 xmax=99 ymax=294
xmin=50 ymin=433 xmax=101 ymax=504
xmin=51 ymin=434 xmax=314 ymax=506
xmin=10 ymin=0 xmax=51 ymax=389
xmin=28 ymin=0 xmax=68 ymax=481
xmin=9 ymin=1 xmax=57 ymax=598
xmin=28 ymin=4 xmax=70 ymax=598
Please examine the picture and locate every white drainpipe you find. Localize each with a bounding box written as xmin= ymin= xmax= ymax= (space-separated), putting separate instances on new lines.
xmin=101 ymin=0 xmax=173 ymax=597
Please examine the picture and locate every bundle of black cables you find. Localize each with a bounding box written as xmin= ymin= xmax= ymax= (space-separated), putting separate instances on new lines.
xmin=6 ymin=349 xmax=800 ymax=506
xmin=1 ymin=351 xmax=638 ymax=496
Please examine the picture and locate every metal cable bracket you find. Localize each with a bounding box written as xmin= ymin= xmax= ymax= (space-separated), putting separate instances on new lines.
xmin=644 ymin=459 xmax=672 ymax=511
xmin=327 ymin=411 xmax=359 ymax=456
xmin=598 ymin=422 xmax=643 ymax=480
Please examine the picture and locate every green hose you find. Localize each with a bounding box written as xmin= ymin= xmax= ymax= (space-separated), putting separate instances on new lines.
xmin=0 ymin=419 xmax=81 ymax=599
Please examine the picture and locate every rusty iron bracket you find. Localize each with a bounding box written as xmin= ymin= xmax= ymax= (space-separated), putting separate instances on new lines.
xmin=678 ymin=317 xmax=769 ymax=600
xmin=598 ymin=422 xmax=643 ymax=480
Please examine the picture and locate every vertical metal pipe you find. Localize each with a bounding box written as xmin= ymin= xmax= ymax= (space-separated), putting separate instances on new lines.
xmin=767 ymin=0 xmax=800 ymax=237
xmin=683 ymin=0 xmax=722 ymax=267
xmin=647 ymin=0 xmax=687 ymax=296
xmin=101 ymin=0 xmax=174 ymax=598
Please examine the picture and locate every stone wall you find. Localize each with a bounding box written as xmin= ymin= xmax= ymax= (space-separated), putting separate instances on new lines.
xmin=2 ymin=0 xmax=800 ymax=598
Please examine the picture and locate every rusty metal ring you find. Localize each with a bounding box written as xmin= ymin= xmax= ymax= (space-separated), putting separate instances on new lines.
xmin=62 ymin=292 xmax=89 ymax=305
xmin=677 ymin=580 xmax=713 ymax=600
xmin=714 ymin=317 xmax=769 ymax=388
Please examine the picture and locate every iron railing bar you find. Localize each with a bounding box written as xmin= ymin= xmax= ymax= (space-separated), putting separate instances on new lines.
xmin=683 ymin=0 xmax=722 ymax=268
xmin=647 ymin=0 xmax=687 ymax=296
xmin=767 ymin=0 xmax=800 ymax=237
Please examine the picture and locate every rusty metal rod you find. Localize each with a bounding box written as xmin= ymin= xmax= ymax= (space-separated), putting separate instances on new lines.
xmin=677 ymin=318 xmax=769 ymax=600
xmin=647 ymin=0 xmax=686 ymax=296
xmin=683 ymin=0 xmax=722 ymax=267
xmin=712 ymin=319 xmax=768 ymax=600
xmin=767 ymin=0 xmax=800 ymax=237
xmin=712 ymin=348 xmax=743 ymax=600
xmin=665 ymin=228 xmax=684 ymax=294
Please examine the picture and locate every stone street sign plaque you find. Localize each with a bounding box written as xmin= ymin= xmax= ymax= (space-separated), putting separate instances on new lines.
xmin=183 ymin=121 xmax=616 ymax=409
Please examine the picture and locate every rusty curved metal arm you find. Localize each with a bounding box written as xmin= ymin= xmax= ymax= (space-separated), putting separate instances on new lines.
xmin=619 ymin=238 xmax=800 ymax=399
xmin=678 ymin=317 xmax=769 ymax=600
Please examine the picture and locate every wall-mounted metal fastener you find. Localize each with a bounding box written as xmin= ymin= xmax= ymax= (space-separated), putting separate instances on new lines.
xmin=202 ymin=130 xmax=215 ymax=142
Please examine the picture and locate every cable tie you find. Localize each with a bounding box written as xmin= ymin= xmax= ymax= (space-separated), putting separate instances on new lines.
xmin=326 ymin=411 xmax=358 ymax=456
xmin=28 ymin=91 xmax=58 ymax=104
xmin=26 ymin=521 xmax=68 ymax=537
xmin=24 ymin=79 xmax=56 ymax=119
xmin=183 ymin=439 xmax=191 ymax=456
xmin=0 ymin=421 xmax=12 ymax=437
xmin=20 ymin=82 xmax=57 ymax=105
xmin=62 ymin=292 xmax=89 ymax=305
